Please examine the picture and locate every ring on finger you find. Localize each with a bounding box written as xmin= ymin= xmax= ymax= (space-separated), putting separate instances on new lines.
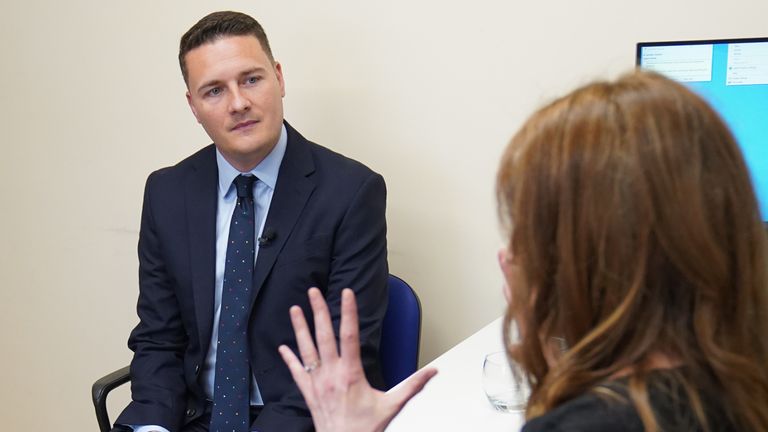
xmin=304 ymin=360 xmax=321 ymax=373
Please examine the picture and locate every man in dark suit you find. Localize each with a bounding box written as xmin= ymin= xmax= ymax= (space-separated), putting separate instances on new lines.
xmin=114 ymin=11 xmax=388 ymax=432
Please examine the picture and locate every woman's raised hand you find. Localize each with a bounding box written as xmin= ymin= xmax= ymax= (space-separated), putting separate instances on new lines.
xmin=279 ymin=288 xmax=437 ymax=432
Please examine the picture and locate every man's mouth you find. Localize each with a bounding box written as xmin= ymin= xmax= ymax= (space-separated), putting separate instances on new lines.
xmin=231 ymin=120 xmax=259 ymax=131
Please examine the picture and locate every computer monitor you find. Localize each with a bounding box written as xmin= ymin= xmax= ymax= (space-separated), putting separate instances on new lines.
xmin=637 ymin=37 xmax=768 ymax=223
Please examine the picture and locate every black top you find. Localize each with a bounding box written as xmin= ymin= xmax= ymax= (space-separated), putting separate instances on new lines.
xmin=522 ymin=372 xmax=735 ymax=431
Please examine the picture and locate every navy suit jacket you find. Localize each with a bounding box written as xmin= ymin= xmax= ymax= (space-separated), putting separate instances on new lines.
xmin=116 ymin=123 xmax=388 ymax=432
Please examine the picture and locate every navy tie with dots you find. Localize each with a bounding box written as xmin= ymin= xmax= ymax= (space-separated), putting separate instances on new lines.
xmin=210 ymin=174 xmax=257 ymax=432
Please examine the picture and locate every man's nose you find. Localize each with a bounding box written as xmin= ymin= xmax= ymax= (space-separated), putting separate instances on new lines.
xmin=229 ymin=88 xmax=252 ymax=113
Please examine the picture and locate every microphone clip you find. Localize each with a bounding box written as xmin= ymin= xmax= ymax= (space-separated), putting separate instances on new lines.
xmin=258 ymin=228 xmax=277 ymax=247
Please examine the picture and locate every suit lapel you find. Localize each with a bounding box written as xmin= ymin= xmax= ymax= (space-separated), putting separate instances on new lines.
xmin=251 ymin=124 xmax=316 ymax=300
xmin=185 ymin=146 xmax=218 ymax=353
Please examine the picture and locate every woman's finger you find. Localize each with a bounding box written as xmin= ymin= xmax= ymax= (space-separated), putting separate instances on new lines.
xmin=339 ymin=289 xmax=362 ymax=370
xmin=388 ymin=367 xmax=438 ymax=411
xmin=308 ymin=287 xmax=339 ymax=362
xmin=278 ymin=344 xmax=318 ymax=410
xmin=289 ymin=303 xmax=321 ymax=368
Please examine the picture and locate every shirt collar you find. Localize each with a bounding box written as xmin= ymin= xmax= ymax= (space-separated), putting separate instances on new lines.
xmin=216 ymin=123 xmax=287 ymax=196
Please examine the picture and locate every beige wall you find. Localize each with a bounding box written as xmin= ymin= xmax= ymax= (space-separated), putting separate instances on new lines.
xmin=1 ymin=0 xmax=766 ymax=429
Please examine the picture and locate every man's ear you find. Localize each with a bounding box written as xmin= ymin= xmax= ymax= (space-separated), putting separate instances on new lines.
xmin=274 ymin=62 xmax=286 ymax=97
xmin=186 ymin=91 xmax=201 ymax=123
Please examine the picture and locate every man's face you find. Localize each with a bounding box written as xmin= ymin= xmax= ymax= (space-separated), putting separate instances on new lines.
xmin=185 ymin=35 xmax=285 ymax=172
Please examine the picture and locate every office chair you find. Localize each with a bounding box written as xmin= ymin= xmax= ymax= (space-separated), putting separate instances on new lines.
xmin=379 ymin=274 xmax=422 ymax=390
xmin=92 ymin=274 xmax=422 ymax=431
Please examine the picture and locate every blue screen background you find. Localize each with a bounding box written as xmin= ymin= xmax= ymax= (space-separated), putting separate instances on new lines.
xmin=672 ymin=43 xmax=768 ymax=221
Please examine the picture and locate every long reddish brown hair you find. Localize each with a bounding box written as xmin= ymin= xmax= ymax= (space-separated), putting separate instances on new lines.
xmin=497 ymin=71 xmax=768 ymax=430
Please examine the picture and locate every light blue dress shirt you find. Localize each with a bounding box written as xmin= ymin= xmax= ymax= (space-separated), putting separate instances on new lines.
xmin=132 ymin=125 xmax=287 ymax=432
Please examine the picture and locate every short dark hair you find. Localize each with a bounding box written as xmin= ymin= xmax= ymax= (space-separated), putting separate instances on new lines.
xmin=179 ymin=11 xmax=274 ymax=85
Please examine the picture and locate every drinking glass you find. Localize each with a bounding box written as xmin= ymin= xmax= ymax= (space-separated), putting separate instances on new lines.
xmin=482 ymin=351 xmax=529 ymax=412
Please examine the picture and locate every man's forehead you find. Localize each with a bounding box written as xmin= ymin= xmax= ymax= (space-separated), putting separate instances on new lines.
xmin=185 ymin=35 xmax=268 ymax=62
xmin=185 ymin=35 xmax=272 ymax=82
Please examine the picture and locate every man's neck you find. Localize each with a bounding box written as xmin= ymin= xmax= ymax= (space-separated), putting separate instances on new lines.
xmin=218 ymin=145 xmax=276 ymax=173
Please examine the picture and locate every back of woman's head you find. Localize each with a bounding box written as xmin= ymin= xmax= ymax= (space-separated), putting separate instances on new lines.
xmin=497 ymin=71 xmax=768 ymax=430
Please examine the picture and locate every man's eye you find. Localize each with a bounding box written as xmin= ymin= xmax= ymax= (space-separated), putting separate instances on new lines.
xmin=246 ymin=76 xmax=260 ymax=84
xmin=208 ymin=87 xmax=222 ymax=96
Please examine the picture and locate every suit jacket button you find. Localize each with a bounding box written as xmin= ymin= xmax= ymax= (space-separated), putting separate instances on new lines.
xmin=186 ymin=408 xmax=196 ymax=417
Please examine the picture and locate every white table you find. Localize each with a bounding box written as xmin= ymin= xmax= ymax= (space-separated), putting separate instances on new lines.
xmin=387 ymin=317 xmax=526 ymax=431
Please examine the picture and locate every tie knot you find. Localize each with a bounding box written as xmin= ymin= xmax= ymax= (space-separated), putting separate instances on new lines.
xmin=233 ymin=175 xmax=256 ymax=199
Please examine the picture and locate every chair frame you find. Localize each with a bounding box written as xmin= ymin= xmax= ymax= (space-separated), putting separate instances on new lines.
xmin=92 ymin=365 xmax=130 ymax=432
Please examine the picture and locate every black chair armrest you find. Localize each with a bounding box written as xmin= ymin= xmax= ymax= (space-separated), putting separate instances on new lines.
xmin=92 ymin=365 xmax=131 ymax=432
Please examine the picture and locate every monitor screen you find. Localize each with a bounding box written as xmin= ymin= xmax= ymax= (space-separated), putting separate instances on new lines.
xmin=637 ymin=37 xmax=768 ymax=222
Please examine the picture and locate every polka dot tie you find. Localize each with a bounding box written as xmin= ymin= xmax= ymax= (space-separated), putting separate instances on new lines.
xmin=210 ymin=174 xmax=257 ymax=432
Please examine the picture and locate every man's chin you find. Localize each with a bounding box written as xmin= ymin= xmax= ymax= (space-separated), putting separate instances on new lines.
xmin=217 ymin=141 xmax=277 ymax=170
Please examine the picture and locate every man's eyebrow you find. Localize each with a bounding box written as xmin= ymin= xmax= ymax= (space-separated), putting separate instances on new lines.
xmin=238 ymin=67 xmax=266 ymax=77
xmin=196 ymin=79 xmax=222 ymax=94
xmin=196 ymin=68 xmax=268 ymax=94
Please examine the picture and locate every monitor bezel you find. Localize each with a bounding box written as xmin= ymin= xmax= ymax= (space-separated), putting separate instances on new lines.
xmin=636 ymin=36 xmax=768 ymax=66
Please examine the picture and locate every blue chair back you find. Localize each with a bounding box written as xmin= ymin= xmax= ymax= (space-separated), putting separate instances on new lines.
xmin=380 ymin=274 xmax=422 ymax=390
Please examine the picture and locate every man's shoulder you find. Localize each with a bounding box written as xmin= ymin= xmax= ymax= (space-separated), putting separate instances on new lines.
xmin=285 ymin=122 xmax=379 ymax=181
xmin=146 ymin=144 xmax=216 ymax=183
xmin=306 ymin=139 xmax=377 ymax=178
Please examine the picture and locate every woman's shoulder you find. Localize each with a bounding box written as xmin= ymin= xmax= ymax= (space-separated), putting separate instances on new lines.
xmin=521 ymin=387 xmax=643 ymax=432
xmin=521 ymin=372 xmax=734 ymax=432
